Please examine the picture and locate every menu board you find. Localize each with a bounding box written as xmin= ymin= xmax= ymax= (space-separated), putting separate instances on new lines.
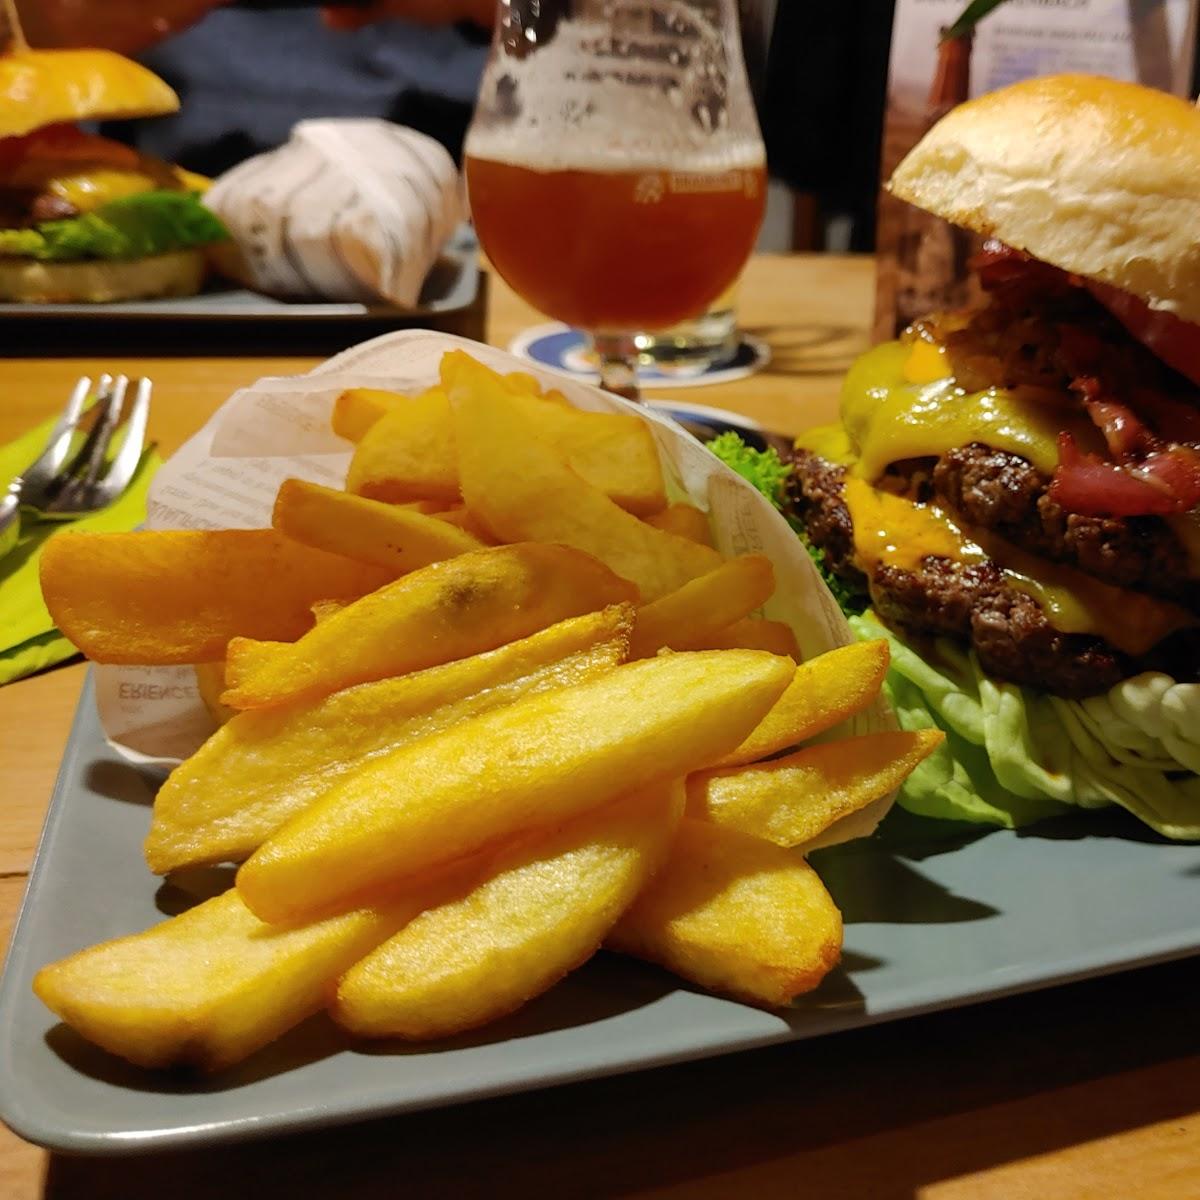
xmin=874 ymin=0 xmax=1200 ymax=340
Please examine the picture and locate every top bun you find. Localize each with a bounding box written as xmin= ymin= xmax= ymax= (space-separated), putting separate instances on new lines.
xmin=0 ymin=49 xmax=179 ymax=139
xmin=888 ymin=74 xmax=1200 ymax=324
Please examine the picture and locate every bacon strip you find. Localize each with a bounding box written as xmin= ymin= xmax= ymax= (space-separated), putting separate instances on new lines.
xmin=1076 ymin=378 xmax=1155 ymax=461
xmin=1051 ymin=433 xmax=1200 ymax=516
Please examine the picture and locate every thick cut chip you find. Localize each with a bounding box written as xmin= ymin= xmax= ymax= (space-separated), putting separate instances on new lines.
xmin=309 ymin=600 xmax=343 ymax=625
xmin=32 ymin=889 xmax=423 ymax=1072
xmin=220 ymin=542 xmax=637 ymax=710
xmin=346 ymin=387 xmax=459 ymax=505
xmin=335 ymin=781 xmax=684 ymax=1039
xmin=442 ymin=351 xmax=666 ymax=515
xmin=223 ymin=639 xmax=290 ymax=693
xmin=714 ymin=640 xmax=890 ymax=768
xmin=237 ymin=649 xmax=792 ymax=925
xmin=331 ymin=387 xmax=401 ymax=443
xmin=147 ymin=606 xmax=634 ymax=872
xmin=644 ymin=502 xmax=714 ymax=546
xmin=630 ymin=555 xmax=775 ymax=659
xmin=347 ymin=359 xmax=667 ymax=515
xmin=700 ymin=617 xmax=801 ymax=659
xmin=272 ymin=478 xmax=483 ymax=574
xmin=689 ymin=729 xmax=944 ymax=847
xmin=40 ymin=529 xmax=391 ymax=665
xmin=193 ymin=662 xmax=235 ymax=726
xmin=450 ymin=364 xmax=719 ymax=600
xmin=608 ymin=820 xmax=842 ymax=1007
xmin=430 ymin=505 xmax=500 ymax=544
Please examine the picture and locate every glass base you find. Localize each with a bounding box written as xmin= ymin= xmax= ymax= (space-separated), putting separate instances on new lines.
xmin=632 ymin=307 xmax=740 ymax=374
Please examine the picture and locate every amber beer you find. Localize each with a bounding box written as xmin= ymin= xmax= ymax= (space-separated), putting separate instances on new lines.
xmin=466 ymin=155 xmax=767 ymax=332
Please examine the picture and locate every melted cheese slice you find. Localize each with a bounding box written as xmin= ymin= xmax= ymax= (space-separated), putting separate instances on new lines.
xmin=844 ymin=478 xmax=1197 ymax=656
xmin=840 ymin=341 xmax=1102 ymax=480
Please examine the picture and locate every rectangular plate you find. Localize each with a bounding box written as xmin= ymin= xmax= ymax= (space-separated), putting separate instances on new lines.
xmin=0 ymin=226 xmax=479 ymax=321
xmin=1 ymin=676 xmax=1198 ymax=1155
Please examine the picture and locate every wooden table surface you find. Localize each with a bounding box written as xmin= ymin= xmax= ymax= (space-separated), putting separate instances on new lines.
xmin=2 ymin=255 xmax=1198 ymax=1200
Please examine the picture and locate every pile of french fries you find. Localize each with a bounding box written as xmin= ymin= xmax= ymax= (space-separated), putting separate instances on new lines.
xmin=32 ymin=350 xmax=942 ymax=1073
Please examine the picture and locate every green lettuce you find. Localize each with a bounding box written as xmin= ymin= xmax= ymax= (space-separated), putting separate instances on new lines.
xmin=850 ymin=612 xmax=1200 ymax=839
xmin=706 ymin=434 xmax=1200 ymax=840
xmin=708 ymin=432 xmax=866 ymax=614
xmin=0 ymin=191 xmax=227 ymax=263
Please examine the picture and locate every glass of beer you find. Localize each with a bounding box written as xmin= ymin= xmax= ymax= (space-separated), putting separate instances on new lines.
xmin=465 ymin=0 xmax=767 ymax=400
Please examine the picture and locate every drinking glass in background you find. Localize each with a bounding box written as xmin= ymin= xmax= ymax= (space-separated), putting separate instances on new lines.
xmin=464 ymin=0 xmax=767 ymax=400
xmin=628 ymin=281 xmax=740 ymax=375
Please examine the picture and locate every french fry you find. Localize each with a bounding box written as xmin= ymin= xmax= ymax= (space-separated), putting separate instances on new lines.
xmin=236 ymin=650 xmax=793 ymax=926
xmin=220 ymin=543 xmax=637 ymax=710
xmin=429 ymin=504 xmax=501 ymax=544
xmin=147 ymin=606 xmax=634 ymax=872
xmin=629 ymin=554 xmax=775 ymax=659
xmin=503 ymin=370 xmax=543 ymax=396
xmin=689 ymin=730 xmax=944 ymax=847
xmin=699 ymin=616 xmax=801 ymax=659
xmin=309 ymin=600 xmax=343 ymax=625
xmin=517 ymin=399 xmax=666 ymax=517
xmin=644 ymin=502 xmax=714 ymax=546
xmin=442 ymin=351 xmax=667 ymax=516
xmin=333 ymin=375 xmax=560 ymax=448
xmin=331 ymin=387 xmax=402 ymax=443
xmin=272 ymin=478 xmax=484 ymax=574
xmin=349 ymin=364 xmax=667 ymax=515
xmin=346 ymin=387 xmax=459 ymax=505
xmin=39 ymin=529 xmax=391 ymax=665
xmin=32 ymin=888 xmax=434 ymax=1072
xmin=607 ymin=820 xmax=842 ymax=1007
xmin=449 ymin=362 xmax=719 ymax=600
xmin=334 ymin=781 xmax=684 ymax=1039
xmin=713 ymin=640 xmax=891 ymax=768
xmin=222 ymin=638 xmax=290 ymax=694
xmin=193 ymin=662 xmax=235 ymax=726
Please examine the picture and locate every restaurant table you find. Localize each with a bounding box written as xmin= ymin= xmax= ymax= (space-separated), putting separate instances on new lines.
xmin=1 ymin=254 xmax=1198 ymax=1200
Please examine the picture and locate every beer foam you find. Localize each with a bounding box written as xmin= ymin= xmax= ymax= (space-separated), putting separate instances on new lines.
xmin=465 ymin=14 xmax=764 ymax=174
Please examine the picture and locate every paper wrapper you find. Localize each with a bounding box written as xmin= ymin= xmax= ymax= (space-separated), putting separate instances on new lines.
xmin=96 ymin=331 xmax=897 ymax=850
xmin=203 ymin=119 xmax=464 ymax=307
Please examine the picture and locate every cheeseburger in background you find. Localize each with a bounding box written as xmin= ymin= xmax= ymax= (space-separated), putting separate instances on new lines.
xmin=0 ymin=47 xmax=226 ymax=302
xmin=782 ymin=75 xmax=1200 ymax=837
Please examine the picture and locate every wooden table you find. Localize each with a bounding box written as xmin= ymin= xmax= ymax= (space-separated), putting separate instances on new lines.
xmin=2 ymin=255 xmax=1198 ymax=1200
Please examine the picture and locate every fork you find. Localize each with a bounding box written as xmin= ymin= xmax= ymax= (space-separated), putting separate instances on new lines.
xmin=0 ymin=375 xmax=152 ymax=559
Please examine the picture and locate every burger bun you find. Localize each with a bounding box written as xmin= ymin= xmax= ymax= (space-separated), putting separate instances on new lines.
xmin=0 ymin=250 xmax=207 ymax=304
xmin=888 ymin=74 xmax=1200 ymax=324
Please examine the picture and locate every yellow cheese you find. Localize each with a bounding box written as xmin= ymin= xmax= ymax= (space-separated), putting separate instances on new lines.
xmin=845 ymin=478 xmax=984 ymax=572
xmin=843 ymin=479 xmax=1197 ymax=656
xmin=48 ymin=168 xmax=158 ymax=212
xmin=793 ymin=423 xmax=855 ymax=466
xmin=902 ymin=338 xmax=950 ymax=385
xmin=998 ymin=545 xmax=1196 ymax=657
xmin=840 ymin=341 xmax=1101 ymax=481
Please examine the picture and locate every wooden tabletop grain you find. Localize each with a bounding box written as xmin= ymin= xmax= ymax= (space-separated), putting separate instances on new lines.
xmin=1 ymin=256 xmax=1198 ymax=1200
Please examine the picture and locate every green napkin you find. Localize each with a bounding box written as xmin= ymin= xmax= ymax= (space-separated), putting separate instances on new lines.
xmin=0 ymin=418 xmax=160 ymax=685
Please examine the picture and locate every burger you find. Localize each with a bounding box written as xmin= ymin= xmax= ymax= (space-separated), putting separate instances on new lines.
xmin=0 ymin=47 xmax=227 ymax=302
xmin=717 ymin=75 xmax=1200 ymax=839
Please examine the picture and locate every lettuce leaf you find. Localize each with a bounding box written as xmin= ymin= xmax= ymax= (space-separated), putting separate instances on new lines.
xmin=0 ymin=191 xmax=227 ymax=262
xmin=852 ymin=612 xmax=1200 ymax=839
xmin=707 ymin=432 xmax=866 ymax=614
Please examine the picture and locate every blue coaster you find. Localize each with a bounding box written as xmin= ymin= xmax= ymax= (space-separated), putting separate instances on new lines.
xmin=509 ymin=322 xmax=771 ymax=389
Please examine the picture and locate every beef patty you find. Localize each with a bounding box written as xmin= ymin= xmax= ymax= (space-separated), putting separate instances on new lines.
xmin=931 ymin=444 xmax=1197 ymax=612
xmin=789 ymin=449 xmax=1200 ymax=698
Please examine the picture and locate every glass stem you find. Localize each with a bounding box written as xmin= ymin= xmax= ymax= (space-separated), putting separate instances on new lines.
xmin=593 ymin=332 xmax=642 ymax=402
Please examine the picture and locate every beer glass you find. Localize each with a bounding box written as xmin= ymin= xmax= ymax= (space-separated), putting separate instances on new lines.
xmin=465 ymin=0 xmax=767 ymax=400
